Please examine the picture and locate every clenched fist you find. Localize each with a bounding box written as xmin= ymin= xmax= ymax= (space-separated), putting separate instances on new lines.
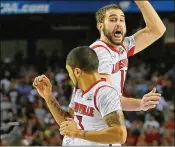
xmin=60 ymin=118 xmax=79 ymax=138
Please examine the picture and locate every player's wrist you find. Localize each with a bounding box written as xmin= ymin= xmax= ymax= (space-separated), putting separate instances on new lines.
xmin=139 ymin=99 xmax=144 ymax=111
xmin=76 ymin=130 xmax=87 ymax=139
xmin=44 ymin=93 xmax=54 ymax=101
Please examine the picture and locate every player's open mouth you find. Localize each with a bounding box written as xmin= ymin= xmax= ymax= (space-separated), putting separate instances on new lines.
xmin=114 ymin=30 xmax=122 ymax=38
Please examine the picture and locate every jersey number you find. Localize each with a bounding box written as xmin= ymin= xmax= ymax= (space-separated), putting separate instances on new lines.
xmin=76 ymin=115 xmax=84 ymax=130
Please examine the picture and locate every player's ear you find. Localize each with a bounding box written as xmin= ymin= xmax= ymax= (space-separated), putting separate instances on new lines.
xmin=74 ymin=68 xmax=82 ymax=78
xmin=97 ymin=23 xmax=103 ymax=32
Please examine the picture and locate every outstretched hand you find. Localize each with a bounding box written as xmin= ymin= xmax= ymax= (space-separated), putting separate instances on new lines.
xmin=140 ymin=87 xmax=161 ymax=111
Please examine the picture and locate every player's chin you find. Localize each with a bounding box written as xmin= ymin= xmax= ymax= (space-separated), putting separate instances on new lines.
xmin=113 ymin=39 xmax=123 ymax=45
xmin=113 ymin=37 xmax=123 ymax=45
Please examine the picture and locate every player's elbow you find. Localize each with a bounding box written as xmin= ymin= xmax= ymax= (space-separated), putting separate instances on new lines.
xmin=113 ymin=127 xmax=127 ymax=144
xmin=118 ymin=128 xmax=127 ymax=144
xmin=147 ymin=25 xmax=166 ymax=39
xmin=156 ymin=26 xmax=166 ymax=37
xmin=121 ymin=132 xmax=127 ymax=144
xmin=153 ymin=25 xmax=166 ymax=38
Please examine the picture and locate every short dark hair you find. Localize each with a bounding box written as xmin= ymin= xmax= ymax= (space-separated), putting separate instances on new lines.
xmin=96 ymin=4 xmax=123 ymax=23
xmin=66 ymin=46 xmax=99 ymax=73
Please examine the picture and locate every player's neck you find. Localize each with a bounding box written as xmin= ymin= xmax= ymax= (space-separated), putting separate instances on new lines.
xmin=79 ymin=73 xmax=101 ymax=92
xmin=100 ymin=36 xmax=120 ymax=51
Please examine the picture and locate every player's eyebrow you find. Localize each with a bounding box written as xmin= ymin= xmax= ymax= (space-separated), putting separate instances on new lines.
xmin=109 ymin=14 xmax=125 ymax=18
xmin=121 ymin=15 xmax=125 ymax=18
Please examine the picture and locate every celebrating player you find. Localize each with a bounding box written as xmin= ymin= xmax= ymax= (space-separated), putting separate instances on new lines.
xmin=33 ymin=46 xmax=127 ymax=146
xmin=90 ymin=1 xmax=166 ymax=111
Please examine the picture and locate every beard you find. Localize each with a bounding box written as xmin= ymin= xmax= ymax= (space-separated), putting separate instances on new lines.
xmin=103 ymin=25 xmax=126 ymax=46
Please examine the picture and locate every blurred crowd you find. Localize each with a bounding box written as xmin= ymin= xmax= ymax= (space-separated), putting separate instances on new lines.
xmin=0 ymin=49 xmax=174 ymax=146
xmin=123 ymin=57 xmax=175 ymax=146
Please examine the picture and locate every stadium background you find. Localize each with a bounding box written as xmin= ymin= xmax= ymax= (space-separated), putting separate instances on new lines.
xmin=0 ymin=0 xmax=174 ymax=146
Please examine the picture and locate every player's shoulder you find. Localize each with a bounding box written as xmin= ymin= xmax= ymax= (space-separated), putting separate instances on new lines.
xmin=90 ymin=40 xmax=104 ymax=48
xmin=123 ymin=35 xmax=134 ymax=42
xmin=93 ymin=81 xmax=120 ymax=107
xmin=93 ymin=80 xmax=118 ymax=97
xmin=123 ymin=35 xmax=135 ymax=48
xmin=90 ymin=40 xmax=111 ymax=51
xmin=90 ymin=40 xmax=112 ymax=57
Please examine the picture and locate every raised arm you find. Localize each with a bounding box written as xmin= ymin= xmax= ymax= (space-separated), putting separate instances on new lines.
xmin=33 ymin=75 xmax=74 ymax=126
xmin=133 ymin=1 xmax=166 ymax=54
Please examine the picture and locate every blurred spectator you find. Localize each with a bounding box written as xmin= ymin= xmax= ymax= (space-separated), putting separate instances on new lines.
xmin=136 ymin=133 xmax=148 ymax=146
xmin=34 ymin=99 xmax=47 ymax=124
xmin=1 ymin=75 xmax=11 ymax=93
xmin=144 ymin=115 xmax=160 ymax=130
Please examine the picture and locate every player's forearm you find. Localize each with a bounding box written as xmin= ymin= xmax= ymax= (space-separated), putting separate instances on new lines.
xmin=135 ymin=1 xmax=166 ymax=36
xmin=45 ymin=94 xmax=70 ymax=126
xmin=120 ymin=96 xmax=142 ymax=111
xmin=76 ymin=126 xmax=127 ymax=144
